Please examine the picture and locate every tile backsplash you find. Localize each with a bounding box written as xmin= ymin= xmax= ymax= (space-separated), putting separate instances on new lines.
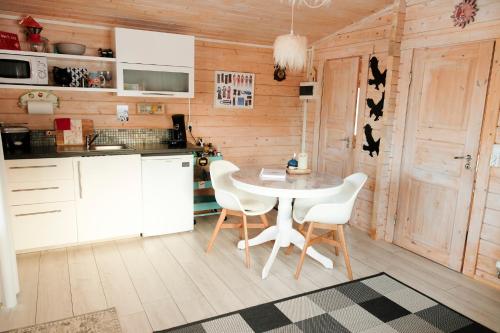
xmin=94 ymin=128 xmax=172 ymax=145
xmin=31 ymin=130 xmax=56 ymax=146
xmin=31 ymin=128 xmax=173 ymax=146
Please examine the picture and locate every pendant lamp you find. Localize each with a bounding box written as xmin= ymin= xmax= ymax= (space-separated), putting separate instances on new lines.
xmin=273 ymin=0 xmax=331 ymax=72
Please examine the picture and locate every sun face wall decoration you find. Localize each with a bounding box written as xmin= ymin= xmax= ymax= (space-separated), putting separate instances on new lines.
xmin=451 ymin=0 xmax=478 ymax=28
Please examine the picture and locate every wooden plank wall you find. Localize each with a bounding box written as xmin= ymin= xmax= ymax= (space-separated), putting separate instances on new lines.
xmin=476 ymin=121 xmax=500 ymax=287
xmin=387 ymin=0 xmax=500 ymax=288
xmin=0 ymin=15 xmax=303 ymax=167
xmin=310 ymin=6 xmax=393 ymax=233
xmin=312 ymin=0 xmax=500 ymax=288
xmin=372 ymin=0 xmax=406 ymax=240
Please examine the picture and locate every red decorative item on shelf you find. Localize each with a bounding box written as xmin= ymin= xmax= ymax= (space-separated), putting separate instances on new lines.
xmin=451 ymin=0 xmax=478 ymax=29
xmin=19 ymin=16 xmax=42 ymax=29
xmin=19 ymin=15 xmax=48 ymax=52
xmin=0 ymin=31 xmax=20 ymax=50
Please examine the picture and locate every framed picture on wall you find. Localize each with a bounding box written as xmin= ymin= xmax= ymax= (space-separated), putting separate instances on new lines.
xmin=214 ymin=71 xmax=255 ymax=109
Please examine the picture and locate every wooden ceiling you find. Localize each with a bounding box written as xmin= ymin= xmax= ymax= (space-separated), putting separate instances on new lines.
xmin=0 ymin=0 xmax=393 ymax=45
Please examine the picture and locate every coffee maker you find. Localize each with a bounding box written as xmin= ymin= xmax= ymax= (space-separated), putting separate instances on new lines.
xmin=169 ymin=114 xmax=187 ymax=148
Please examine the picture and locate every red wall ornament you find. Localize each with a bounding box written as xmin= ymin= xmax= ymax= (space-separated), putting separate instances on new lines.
xmin=451 ymin=0 xmax=478 ymax=28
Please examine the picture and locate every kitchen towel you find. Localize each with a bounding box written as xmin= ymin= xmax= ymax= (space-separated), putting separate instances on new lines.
xmin=54 ymin=118 xmax=71 ymax=131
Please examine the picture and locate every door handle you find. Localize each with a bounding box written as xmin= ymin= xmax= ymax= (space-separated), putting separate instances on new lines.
xmin=454 ymin=154 xmax=472 ymax=169
xmin=454 ymin=154 xmax=472 ymax=160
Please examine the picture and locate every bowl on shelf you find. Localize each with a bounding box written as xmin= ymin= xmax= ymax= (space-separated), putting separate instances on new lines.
xmin=54 ymin=43 xmax=86 ymax=55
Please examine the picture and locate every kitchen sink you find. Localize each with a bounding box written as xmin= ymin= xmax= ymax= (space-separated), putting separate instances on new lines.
xmin=90 ymin=144 xmax=133 ymax=151
xmin=57 ymin=144 xmax=134 ymax=153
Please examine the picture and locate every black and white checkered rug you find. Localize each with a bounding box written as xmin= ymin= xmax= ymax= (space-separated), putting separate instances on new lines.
xmin=157 ymin=273 xmax=494 ymax=333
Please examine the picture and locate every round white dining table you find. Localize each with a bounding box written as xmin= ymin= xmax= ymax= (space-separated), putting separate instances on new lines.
xmin=230 ymin=168 xmax=343 ymax=279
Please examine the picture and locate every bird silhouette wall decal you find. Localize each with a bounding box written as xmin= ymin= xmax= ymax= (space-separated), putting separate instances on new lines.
xmin=367 ymin=91 xmax=385 ymax=121
xmin=363 ymin=124 xmax=380 ymax=157
xmin=368 ymin=57 xmax=386 ymax=90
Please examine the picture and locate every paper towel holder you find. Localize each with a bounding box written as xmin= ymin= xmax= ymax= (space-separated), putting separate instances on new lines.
xmin=18 ymin=90 xmax=60 ymax=109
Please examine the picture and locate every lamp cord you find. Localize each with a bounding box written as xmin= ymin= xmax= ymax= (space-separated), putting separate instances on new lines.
xmin=289 ymin=0 xmax=331 ymax=34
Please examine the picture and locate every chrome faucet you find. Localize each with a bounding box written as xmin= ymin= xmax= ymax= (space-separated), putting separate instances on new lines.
xmin=85 ymin=133 xmax=99 ymax=149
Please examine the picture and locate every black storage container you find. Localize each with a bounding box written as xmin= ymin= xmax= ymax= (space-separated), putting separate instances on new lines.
xmin=1 ymin=126 xmax=31 ymax=152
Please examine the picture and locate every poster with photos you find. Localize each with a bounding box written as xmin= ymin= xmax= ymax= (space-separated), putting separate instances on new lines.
xmin=214 ymin=71 xmax=255 ymax=109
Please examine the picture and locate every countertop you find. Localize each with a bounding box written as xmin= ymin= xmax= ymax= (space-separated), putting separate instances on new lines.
xmin=3 ymin=143 xmax=203 ymax=160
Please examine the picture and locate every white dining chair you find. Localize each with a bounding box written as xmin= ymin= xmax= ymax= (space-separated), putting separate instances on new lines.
xmin=290 ymin=172 xmax=367 ymax=280
xmin=206 ymin=160 xmax=277 ymax=268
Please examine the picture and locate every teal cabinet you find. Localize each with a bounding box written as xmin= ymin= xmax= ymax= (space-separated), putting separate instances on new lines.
xmin=193 ymin=155 xmax=222 ymax=217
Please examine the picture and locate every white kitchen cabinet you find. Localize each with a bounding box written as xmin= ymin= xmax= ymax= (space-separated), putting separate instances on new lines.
xmin=114 ymin=27 xmax=195 ymax=98
xmin=7 ymin=179 xmax=75 ymax=205
xmin=142 ymin=155 xmax=193 ymax=236
xmin=6 ymin=157 xmax=74 ymax=182
xmin=115 ymin=28 xmax=194 ymax=67
xmin=5 ymin=158 xmax=78 ymax=252
xmin=116 ymin=62 xmax=194 ymax=98
xmin=10 ymin=201 xmax=77 ymax=251
xmin=74 ymin=154 xmax=142 ymax=242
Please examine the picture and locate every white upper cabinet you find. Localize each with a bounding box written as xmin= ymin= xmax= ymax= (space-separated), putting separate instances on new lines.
xmin=116 ymin=62 xmax=194 ymax=98
xmin=115 ymin=28 xmax=194 ymax=67
xmin=115 ymin=28 xmax=195 ymax=97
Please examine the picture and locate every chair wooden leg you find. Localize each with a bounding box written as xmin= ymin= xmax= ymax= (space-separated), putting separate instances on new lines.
xmin=259 ymin=214 xmax=269 ymax=228
xmin=332 ymin=230 xmax=339 ymax=256
xmin=295 ymin=223 xmax=314 ymax=279
xmin=207 ymin=209 xmax=227 ymax=253
xmin=338 ymin=225 xmax=353 ymax=280
xmin=242 ymin=214 xmax=250 ymax=268
xmin=287 ymin=223 xmax=305 ymax=255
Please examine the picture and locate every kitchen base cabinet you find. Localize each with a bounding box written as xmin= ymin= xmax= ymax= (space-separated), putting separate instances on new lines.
xmin=7 ymin=179 xmax=75 ymax=205
xmin=11 ymin=201 xmax=77 ymax=251
xmin=74 ymin=155 xmax=142 ymax=242
xmin=6 ymin=152 xmax=194 ymax=251
xmin=6 ymin=158 xmax=74 ymax=182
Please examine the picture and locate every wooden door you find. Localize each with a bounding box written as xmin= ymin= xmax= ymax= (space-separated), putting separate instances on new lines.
xmin=394 ymin=42 xmax=494 ymax=271
xmin=318 ymin=57 xmax=360 ymax=178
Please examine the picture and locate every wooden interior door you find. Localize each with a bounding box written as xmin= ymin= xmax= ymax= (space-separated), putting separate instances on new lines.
xmin=318 ymin=57 xmax=360 ymax=178
xmin=394 ymin=42 xmax=494 ymax=271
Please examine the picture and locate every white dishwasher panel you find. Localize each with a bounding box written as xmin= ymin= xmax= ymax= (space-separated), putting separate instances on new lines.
xmin=142 ymin=155 xmax=194 ymax=236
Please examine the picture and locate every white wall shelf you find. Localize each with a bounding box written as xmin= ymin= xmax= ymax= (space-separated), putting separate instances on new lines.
xmin=0 ymin=49 xmax=116 ymax=62
xmin=0 ymin=84 xmax=117 ymax=92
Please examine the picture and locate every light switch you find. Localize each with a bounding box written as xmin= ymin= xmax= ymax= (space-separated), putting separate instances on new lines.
xmin=491 ymin=144 xmax=500 ymax=167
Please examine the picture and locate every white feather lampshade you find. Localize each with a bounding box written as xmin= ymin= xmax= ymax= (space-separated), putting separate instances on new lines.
xmin=273 ymin=33 xmax=308 ymax=72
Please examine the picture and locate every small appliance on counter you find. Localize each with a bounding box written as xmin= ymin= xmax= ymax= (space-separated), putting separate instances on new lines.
xmin=1 ymin=124 xmax=30 ymax=152
xmin=168 ymin=114 xmax=187 ymax=148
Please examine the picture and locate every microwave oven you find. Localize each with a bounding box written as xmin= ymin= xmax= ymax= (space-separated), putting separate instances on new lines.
xmin=0 ymin=53 xmax=48 ymax=85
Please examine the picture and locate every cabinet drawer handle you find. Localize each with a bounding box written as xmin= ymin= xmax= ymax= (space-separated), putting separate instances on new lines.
xmin=9 ymin=165 xmax=57 ymax=169
xmin=12 ymin=186 xmax=59 ymax=192
xmin=141 ymin=92 xmax=175 ymax=96
xmin=15 ymin=209 xmax=62 ymax=217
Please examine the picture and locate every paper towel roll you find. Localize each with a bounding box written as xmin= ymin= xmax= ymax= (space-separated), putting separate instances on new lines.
xmin=27 ymin=101 xmax=53 ymax=115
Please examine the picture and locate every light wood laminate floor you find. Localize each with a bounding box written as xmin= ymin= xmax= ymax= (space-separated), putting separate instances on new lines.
xmin=1 ymin=213 xmax=500 ymax=332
